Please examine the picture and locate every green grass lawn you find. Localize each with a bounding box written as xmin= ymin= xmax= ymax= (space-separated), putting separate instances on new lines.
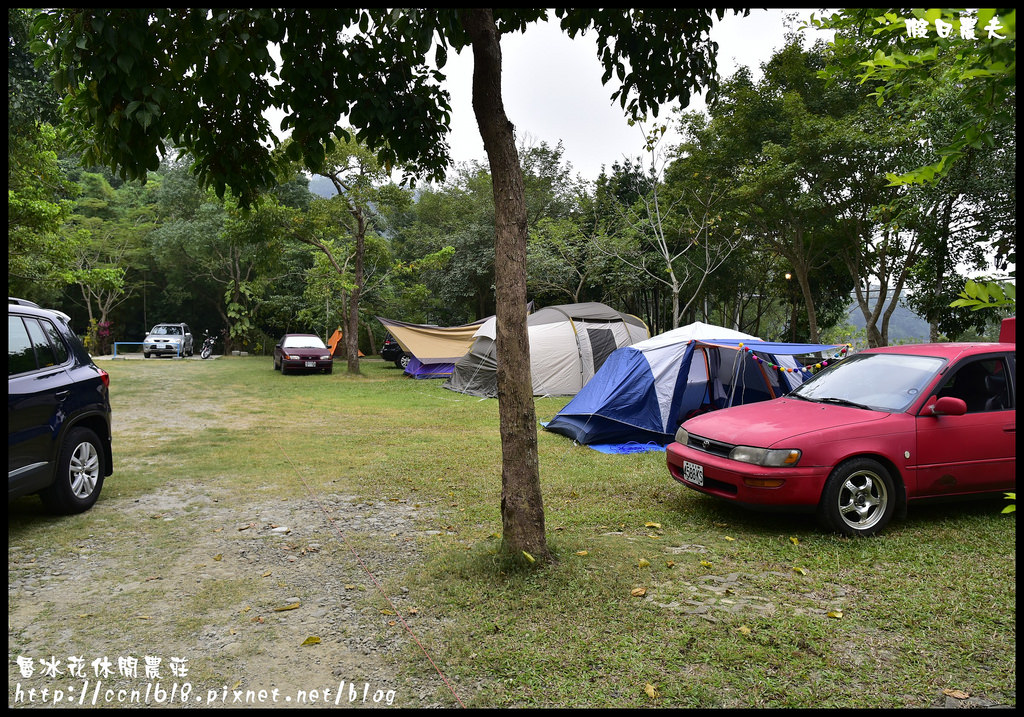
xmin=32 ymin=356 xmax=1020 ymax=707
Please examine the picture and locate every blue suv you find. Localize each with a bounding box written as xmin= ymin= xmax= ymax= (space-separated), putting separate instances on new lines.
xmin=8 ymin=298 xmax=113 ymax=513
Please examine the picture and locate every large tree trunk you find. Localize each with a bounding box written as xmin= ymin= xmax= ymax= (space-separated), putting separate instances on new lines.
xmin=345 ymin=211 xmax=365 ymax=375
xmin=461 ymin=9 xmax=549 ymax=562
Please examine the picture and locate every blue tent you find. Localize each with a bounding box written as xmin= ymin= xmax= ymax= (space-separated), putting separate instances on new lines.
xmin=544 ymin=323 xmax=849 ymax=446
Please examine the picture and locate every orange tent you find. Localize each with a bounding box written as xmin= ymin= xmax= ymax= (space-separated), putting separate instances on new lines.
xmin=328 ymin=328 xmax=364 ymax=357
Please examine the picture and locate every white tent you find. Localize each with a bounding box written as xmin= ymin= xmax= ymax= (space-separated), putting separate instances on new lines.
xmin=443 ymin=302 xmax=650 ymax=398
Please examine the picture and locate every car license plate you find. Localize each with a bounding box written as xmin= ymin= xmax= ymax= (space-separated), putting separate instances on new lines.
xmin=305 ymin=361 xmax=316 ymax=367
xmin=682 ymin=461 xmax=704 ymax=486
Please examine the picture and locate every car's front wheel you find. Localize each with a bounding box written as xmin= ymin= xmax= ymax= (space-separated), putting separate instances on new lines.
xmin=817 ymin=457 xmax=895 ymax=537
xmin=40 ymin=427 xmax=105 ymax=514
xmin=398 ymin=354 xmax=411 ymax=370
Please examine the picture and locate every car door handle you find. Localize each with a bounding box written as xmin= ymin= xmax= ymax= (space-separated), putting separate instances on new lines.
xmin=56 ymin=390 xmax=70 ymax=400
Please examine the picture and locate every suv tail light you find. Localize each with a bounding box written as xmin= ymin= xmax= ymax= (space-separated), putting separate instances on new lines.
xmin=98 ymin=368 xmax=110 ymax=388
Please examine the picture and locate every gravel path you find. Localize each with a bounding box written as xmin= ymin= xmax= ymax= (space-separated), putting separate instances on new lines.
xmin=9 ymin=488 xmax=465 ymax=709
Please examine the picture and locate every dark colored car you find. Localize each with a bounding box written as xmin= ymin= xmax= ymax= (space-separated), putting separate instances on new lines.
xmin=9 ymin=298 xmax=113 ymax=513
xmin=380 ymin=333 xmax=411 ymax=369
xmin=143 ymin=322 xmax=194 ymax=358
xmin=274 ymin=333 xmax=333 ymax=375
xmin=667 ymin=318 xmax=1016 ymax=537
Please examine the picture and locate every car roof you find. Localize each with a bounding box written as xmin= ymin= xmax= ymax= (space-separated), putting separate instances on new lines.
xmin=861 ymin=341 xmax=1015 ymax=361
xmin=9 ymin=296 xmax=40 ymax=308
xmin=9 ymin=299 xmax=72 ymax=324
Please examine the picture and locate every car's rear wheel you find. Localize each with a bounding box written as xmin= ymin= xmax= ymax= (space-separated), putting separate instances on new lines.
xmin=817 ymin=457 xmax=895 ymax=537
xmin=40 ymin=427 xmax=105 ymax=514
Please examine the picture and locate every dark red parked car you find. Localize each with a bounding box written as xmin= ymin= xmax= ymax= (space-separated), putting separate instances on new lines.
xmin=273 ymin=333 xmax=333 ymax=375
xmin=667 ymin=318 xmax=1015 ymax=536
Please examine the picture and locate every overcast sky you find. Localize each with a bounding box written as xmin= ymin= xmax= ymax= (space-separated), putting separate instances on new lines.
xmin=438 ymin=9 xmax=833 ymax=181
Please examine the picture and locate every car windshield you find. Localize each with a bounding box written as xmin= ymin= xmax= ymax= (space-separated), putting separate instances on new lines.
xmin=283 ymin=336 xmax=326 ymax=349
xmin=151 ymin=325 xmax=181 ymax=335
xmin=790 ymin=352 xmax=945 ymax=412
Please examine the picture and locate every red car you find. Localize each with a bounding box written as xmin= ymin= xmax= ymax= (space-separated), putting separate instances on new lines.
xmin=273 ymin=333 xmax=333 ymax=375
xmin=667 ymin=318 xmax=1015 ymax=536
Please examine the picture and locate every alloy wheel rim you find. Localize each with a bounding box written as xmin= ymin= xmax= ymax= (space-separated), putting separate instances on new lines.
xmin=69 ymin=442 xmax=100 ymax=499
xmin=837 ymin=469 xmax=887 ymax=531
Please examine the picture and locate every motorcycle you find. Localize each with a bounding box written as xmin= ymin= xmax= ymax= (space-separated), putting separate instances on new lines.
xmin=199 ymin=330 xmax=217 ymax=360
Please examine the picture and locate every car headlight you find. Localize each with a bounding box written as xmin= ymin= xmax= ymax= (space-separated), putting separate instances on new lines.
xmin=674 ymin=427 xmax=689 ymax=445
xmin=729 ymin=446 xmax=802 ymax=467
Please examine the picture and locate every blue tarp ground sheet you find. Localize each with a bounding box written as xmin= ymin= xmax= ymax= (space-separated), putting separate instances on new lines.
xmin=587 ymin=442 xmax=667 ymax=455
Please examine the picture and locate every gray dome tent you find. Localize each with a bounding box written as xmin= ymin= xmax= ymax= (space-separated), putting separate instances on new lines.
xmin=442 ymin=302 xmax=649 ymax=398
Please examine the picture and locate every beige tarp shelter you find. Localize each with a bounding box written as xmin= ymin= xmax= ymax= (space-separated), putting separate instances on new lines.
xmin=376 ymin=316 xmax=490 ymax=378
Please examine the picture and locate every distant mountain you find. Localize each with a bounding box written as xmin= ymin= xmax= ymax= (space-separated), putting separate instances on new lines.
xmin=306 ymin=174 xmax=423 ymax=202
xmin=308 ymin=175 xmax=338 ymax=198
xmin=845 ymin=294 xmax=930 ymax=342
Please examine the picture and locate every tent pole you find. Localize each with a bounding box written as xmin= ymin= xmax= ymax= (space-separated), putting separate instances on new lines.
xmin=727 ymin=348 xmax=742 ymax=407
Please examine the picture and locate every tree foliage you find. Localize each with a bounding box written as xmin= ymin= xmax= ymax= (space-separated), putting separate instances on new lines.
xmin=813 ymin=9 xmax=1016 ymax=187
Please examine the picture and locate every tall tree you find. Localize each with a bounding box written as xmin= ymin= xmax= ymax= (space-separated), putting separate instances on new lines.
xmin=279 ymin=134 xmax=408 ymax=374
xmin=64 ymin=172 xmax=154 ymax=353
xmin=813 ymin=8 xmax=1016 ymax=320
xmin=38 ymin=7 xmax=743 ymax=562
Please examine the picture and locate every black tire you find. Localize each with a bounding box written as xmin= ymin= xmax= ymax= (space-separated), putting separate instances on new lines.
xmin=399 ymin=354 xmax=411 ymax=370
xmin=143 ymin=352 xmax=150 ymax=358
xmin=40 ymin=427 xmax=105 ymax=514
xmin=817 ymin=457 xmax=896 ymax=537
xmin=201 ymin=346 xmax=212 ymax=359
xmin=280 ymin=363 xmax=289 ymax=375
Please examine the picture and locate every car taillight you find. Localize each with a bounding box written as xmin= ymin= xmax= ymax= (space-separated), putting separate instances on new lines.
xmin=98 ymin=368 xmax=110 ymax=388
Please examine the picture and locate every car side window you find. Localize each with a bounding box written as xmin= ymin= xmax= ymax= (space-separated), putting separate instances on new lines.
xmin=8 ymin=315 xmax=37 ymax=375
xmin=936 ymin=356 xmax=1011 ymax=413
xmin=40 ymin=319 xmax=70 ymax=365
xmin=24 ymin=317 xmax=61 ymax=369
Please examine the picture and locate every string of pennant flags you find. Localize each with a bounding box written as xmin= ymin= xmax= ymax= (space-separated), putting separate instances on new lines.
xmin=738 ymin=342 xmax=852 ymax=375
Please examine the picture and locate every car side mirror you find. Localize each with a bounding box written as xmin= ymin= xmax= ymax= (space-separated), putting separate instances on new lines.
xmin=926 ymin=396 xmax=967 ymax=416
